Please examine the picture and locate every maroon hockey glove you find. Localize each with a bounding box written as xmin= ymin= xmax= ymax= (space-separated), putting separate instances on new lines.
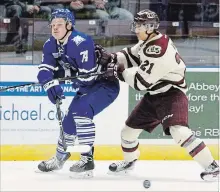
xmin=95 ymin=44 xmax=117 ymax=67
xmin=104 ymin=62 xmax=125 ymax=81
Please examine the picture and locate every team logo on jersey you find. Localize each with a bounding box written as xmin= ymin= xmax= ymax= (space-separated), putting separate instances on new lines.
xmin=72 ymin=35 xmax=85 ymax=46
xmin=145 ymin=45 xmax=161 ymax=55
xmin=58 ymin=46 xmax=64 ymax=54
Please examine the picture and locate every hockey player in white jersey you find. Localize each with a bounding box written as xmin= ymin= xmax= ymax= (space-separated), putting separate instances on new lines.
xmin=105 ymin=9 xmax=219 ymax=181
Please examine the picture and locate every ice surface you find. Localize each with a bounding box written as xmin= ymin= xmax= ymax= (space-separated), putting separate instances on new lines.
xmin=1 ymin=160 xmax=219 ymax=192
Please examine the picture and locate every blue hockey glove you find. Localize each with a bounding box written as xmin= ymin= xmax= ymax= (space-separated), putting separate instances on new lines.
xmin=43 ymin=79 xmax=65 ymax=104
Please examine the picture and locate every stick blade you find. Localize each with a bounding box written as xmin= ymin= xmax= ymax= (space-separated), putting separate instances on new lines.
xmin=66 ymin=145 xmax=91 ymax=153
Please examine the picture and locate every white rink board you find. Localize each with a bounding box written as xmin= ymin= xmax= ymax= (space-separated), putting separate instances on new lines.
xmin=0 ymin=66 xmax=219 ymax=145
xmin=0 ymin=66 xmax=219 ymax=161
xmin=0 ymin=65 xmax=128 ymax=145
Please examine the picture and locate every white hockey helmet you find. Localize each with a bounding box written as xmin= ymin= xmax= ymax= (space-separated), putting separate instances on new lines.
xmin=131 ymin=9 xmax=160 ymax=34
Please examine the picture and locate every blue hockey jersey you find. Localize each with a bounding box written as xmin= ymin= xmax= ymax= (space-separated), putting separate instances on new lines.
xmin=38 ymin=30 xmax=98 ymax=91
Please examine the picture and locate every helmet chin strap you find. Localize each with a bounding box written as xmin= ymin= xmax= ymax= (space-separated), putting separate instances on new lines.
xmin=144 ymin=31 xmax=156 ymax=41
xmin=144 ymin=34 xmax=151 ymax=41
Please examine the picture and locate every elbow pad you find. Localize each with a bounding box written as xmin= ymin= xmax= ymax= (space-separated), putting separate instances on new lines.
xmin=37 ymin=70 xmax=53 ymax=84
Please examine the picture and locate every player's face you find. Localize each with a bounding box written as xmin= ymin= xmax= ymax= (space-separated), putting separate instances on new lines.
xmin=132 ymin=22 xmax=148 ymax=41
xmin=135 ymin=28 xmax=148 ymax=41
xmin=50 ymin=18 xmax=67 ymax=40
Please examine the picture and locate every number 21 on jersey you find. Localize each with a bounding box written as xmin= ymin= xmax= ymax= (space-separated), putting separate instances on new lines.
xmin=140 ymin=60 xmax=154 ymax=74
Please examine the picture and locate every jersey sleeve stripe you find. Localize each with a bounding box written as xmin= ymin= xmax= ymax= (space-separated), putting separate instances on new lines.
xmin=150 ymin=82 xmax=171 ymax=91
xmin=150 ymin=78 xmax=187 ymax=91
xmin=120 ymin=50 xmax=133 ymax=68
xmin=38 ymin=64 xmax=55 ymax=71
xmin=134 ymin=76 xmax=141 ymax=91
xmin=162 ymin=77 xmax=185 ymax=85
xmin=127 ymin=47 xmax=141 ymax=66
xmin=135 ymin=73 xmax=152 ymax=89
xmin=38 ymin=67 xmax=50 ymax=72
xmin=77 ymin=75 xmax=97 ymax=82
xmin=78 ymin=66 xmax=98 ymax=73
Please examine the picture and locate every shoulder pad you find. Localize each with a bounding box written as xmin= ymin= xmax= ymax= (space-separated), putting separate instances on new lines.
xmin=143 ymin=35 xmax=169 ymax=58
xmin=71 ymin=30 xmax=89 ymax=46
xmin=43 ymin=38 xmax=50 ymax=48
xmin=43 ymin=36 xmax=56 ymax=48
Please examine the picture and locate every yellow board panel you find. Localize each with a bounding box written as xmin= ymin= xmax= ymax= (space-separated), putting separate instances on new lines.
xmin=0 ymin=144 xmax=219 ymax=161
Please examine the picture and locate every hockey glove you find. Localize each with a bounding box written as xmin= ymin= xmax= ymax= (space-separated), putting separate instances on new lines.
xmin=37 ymin=70 xmax=65 ymax=104
xmin=95 ymin=44 xmax=117 ymax=67
xmin=104 ymin=62 xmax=125 ymax=82
xmin=43 ymin=79 xmax=65 ymax=104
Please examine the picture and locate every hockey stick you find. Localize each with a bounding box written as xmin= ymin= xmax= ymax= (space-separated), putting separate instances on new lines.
xmin=55 ymin=99 xmax=91 ymax=153
xmin=55 ymin=98 xmax=67 ymax=151
xmin=0 ymin=71 xmax=105 ymax=92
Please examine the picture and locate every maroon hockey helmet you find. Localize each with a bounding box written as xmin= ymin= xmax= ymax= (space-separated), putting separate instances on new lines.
xmin=131 ymin=9 xmax=160 ymax=34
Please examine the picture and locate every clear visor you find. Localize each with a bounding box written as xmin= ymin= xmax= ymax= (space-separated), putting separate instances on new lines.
xmin=131 ymin=21 xmax=159 ymax=34
xmin=48 ymin=21 xmax=67 ymax=29
xmin=49 ymin=14 xmax=70 ymax=26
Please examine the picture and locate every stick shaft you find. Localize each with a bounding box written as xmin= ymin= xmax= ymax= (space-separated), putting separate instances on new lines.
xmin=0 ymin=82 xmax=37 ymax=92
xmin=0 ymin=71 xmax=105 ymax=92
xmin=55 ymin=99 xmax=67 ymax=151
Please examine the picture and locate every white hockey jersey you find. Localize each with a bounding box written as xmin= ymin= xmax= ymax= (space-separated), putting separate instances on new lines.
xmin=116 ymin=33 xmax=187 ymax=95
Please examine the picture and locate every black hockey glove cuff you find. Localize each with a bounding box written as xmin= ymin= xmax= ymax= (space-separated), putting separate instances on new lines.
xmin=103 ymin=62 xmax=125 ymax=82
xmin=95 ymin=44 xmax=118 ymax=67
xmin=95 ymin=44 xmax=111 ymax=66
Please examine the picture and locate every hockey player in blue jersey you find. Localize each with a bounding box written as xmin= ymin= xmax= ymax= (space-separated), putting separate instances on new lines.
xmin=37 ymin=8 xmax=119 ymax=178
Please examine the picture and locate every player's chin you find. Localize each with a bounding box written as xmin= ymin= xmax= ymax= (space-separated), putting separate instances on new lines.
xmin=136 ymin=34 xmax=140 ymax=39
xmin=52 ymin=33 xmax=61 ymax=40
